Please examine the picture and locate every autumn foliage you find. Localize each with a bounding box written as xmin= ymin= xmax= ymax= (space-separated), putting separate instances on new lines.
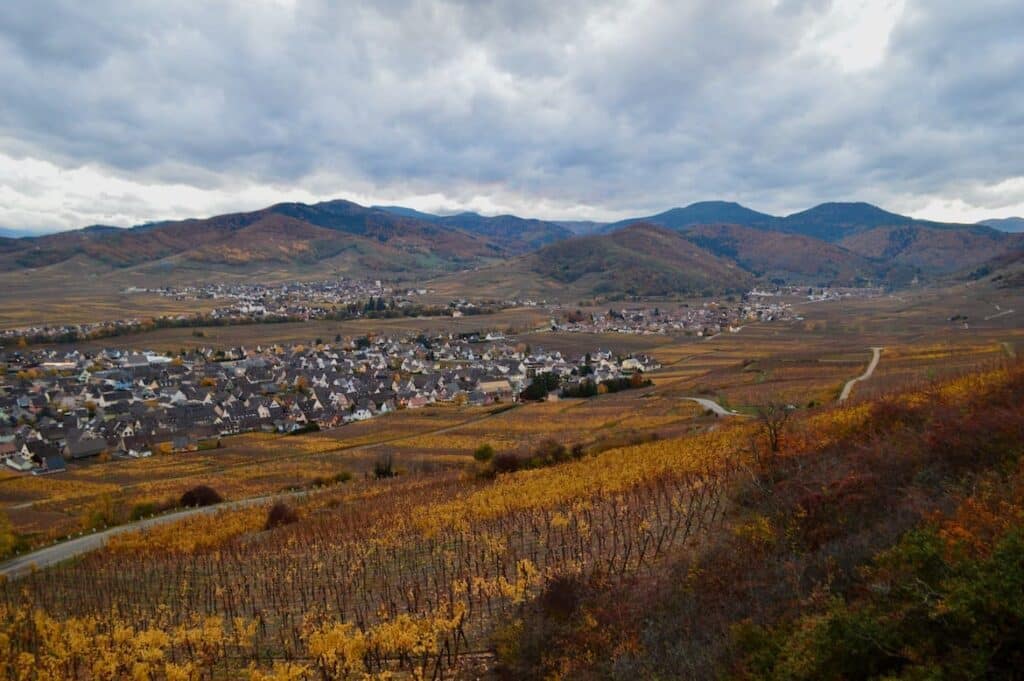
xmin=3 ymin=360 xmax=1023 ymax=678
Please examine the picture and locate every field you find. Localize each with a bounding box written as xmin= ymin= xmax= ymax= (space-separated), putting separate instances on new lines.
xmin=5 ymin=282 xmax=1023 ymax=543
xmin=1 ymin=279 xmax=1023 ymax=678
xmin=4 ymin=358 xmax=1023 ymax=678
xmin=29 ymin=307 xmax=551 ymax=353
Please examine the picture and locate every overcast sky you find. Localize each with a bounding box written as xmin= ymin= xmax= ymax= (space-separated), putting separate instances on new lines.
xmin=1 ymin=0 xmax=1022 ymax=234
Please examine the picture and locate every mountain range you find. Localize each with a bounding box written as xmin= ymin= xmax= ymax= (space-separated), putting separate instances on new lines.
xmin=2 ymin=199 xmax=1021 ymax=296
xmin=979 ymin=217 xmax=1024 ymax=233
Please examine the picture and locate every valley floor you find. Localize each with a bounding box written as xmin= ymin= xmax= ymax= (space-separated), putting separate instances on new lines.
xmin=0 ymin=280 xmax=1022 ymax=679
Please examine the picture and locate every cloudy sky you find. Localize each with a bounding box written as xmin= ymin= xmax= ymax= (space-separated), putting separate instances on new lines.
xmin=0 ymin=0 xmax=1022 ymax=234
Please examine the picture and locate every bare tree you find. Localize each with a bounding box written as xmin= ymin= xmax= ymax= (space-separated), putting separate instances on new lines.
xmin=746 ymin=400 xmax=795 ymax=497
xmin=758 ymin=401 xmax=792 ymax=452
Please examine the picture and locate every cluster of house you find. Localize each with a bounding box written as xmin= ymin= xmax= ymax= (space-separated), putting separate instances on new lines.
xmin=0 ymin=335 xmax=660 ymax=475
xmin=551 ymin=298 xmax=795 ymax=336
xmin=1 ymin=280 xmax=436 ymax=346
xmin=748 ymin=286 xmax=885 ymax=302
xmin=127 ymin=277 xmax=428 ymax=307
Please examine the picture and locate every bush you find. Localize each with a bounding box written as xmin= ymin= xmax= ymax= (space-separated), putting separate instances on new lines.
xmin=539 ymin=574 xmax=584 ymax=620
xmin=528 ymin=439 xmax=570 ymax=467
xmin=81 ymin=494 xmax=119 ymax=530
xmin=179 ymin=485 xmax=222 ymax=508
xmin=333 ymin=470 xmax=353 ymax=484
xmin=265 ymin=502 xmax=299 ymax=530
xmin=0 ymin=512 xmax=17 ymax=558
xmin=491 ymin=452 xmax=523 ymax=475
xmin=374 ymin=453 xmax=396 ymax=479
xmin=494 ymin=574 xmax=591 ymax=679
xmin=129 ymin=502 xmax=158 ymax=521
xmin=473 ymin=443 xmax=495 ymax=462
xmin=521 ymin=373 xmax=561 ymax=401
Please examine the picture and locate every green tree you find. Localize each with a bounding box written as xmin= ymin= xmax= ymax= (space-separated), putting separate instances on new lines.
xmin=473 ymin=443 xmax=495 ymax=462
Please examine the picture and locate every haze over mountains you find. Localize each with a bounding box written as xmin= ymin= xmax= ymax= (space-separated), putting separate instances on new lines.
xmin=2 ymin=198 xmax=1021 ymax=296
xmin=980 ymin=217 xmax=1024 ymax=233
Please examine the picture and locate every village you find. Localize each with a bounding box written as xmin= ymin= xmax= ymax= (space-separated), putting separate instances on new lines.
xmin=125 ymin=277 xmax=427 ymax=307
xmin=0 ymin=333 xmax=660 ymax=476
xmin=0 ymin=279 xmax=507 ymax=346
xmin=550 ymin=296 xmax=796 ymax=336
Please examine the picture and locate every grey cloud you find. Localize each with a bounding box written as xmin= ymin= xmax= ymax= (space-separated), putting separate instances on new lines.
xmin=0 ymin=0 xmax=1021 ymax=230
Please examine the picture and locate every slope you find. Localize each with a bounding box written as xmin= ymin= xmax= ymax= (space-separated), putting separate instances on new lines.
xmin=839 ymin=224 xmax=1023 ymax=274
xmin=374 ymin=206 xmax=573 ymax=252
xmin=979 ymin=216 xmax=1024 ymax=233
xmin=603 ymin=201 xmax=774 ymax=232
xmin=685 ymin=223 xmax=888 ymax=285
xmin=528 ymin=223 xmax=752 ymax=296
xmin=0 ymin=200 xmax=501 ymax=278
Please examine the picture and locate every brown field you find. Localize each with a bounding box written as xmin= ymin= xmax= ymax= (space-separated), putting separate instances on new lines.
xmin=1 ymin=277 xmax=1023 ymax=679
xmin=0 ymin=283 xmax=220 ymax=330
xmin=3 ymin=280 xmax=1023 ymax=543
xmin=1 ymin=394 xmax=714 ymax=542
xmin=29 ymin=307 xmax=551 ymax=352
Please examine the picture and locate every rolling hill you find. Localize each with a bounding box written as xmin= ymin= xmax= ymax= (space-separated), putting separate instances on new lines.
xmin=431 ymin=213 xmax=572 ymax=251
xmin=440 ymin=223 xmax=753 ymax=299
xmin=838 ymin=224 xmax=1023 ymax=274
xmin=5 ymin=197 xmax=1022 ymax=296
xmin=684 ymin=223 xmax=888 ymax=285
xmin=0 ymin=200 xmax=502 ymax=278
xmin=374 ymin=207 xmax=572 ymax=251
xmin=770 ymin=201 xmax=923 ymax=241
xmin=602 ymin=201 xmax=774 ymax=232
xmin=980 ymin=217 xmax=1024 ymax=233
xmin=593 ymin=200 xmax=1022 ymax=280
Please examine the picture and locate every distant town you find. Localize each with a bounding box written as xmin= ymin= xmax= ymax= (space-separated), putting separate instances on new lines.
xmin=0 ymin=278 xmax=875 ymax=348
xmin=0 ymin=278 xmax=510 ymax=346
xmin=551 ymin=297 xmax=796 ymax=336
xmin=0 ymin=282 xmax=879 ymax=477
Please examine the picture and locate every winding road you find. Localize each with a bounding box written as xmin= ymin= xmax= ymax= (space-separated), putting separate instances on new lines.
xmin=984 ymin=308 xmax=1014 ymax=321
xmin=0 ymin=404 xmax=521 ymax=580
xmin=838 ymin=347 xmax=883 ymax=402
xmin=0 ymin=491 xmax=302 ymax=579
xmin=684 ymin=397 xmax=741 ymax=417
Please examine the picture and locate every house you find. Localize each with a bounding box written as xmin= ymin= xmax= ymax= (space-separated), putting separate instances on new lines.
xmin=620 ymin=357 xmax=645 ymax=372
xmin=118 ymin=435 xmax=153 ymax=458
xmin=467 ymin=389 xmax=489 ymax=406
xmin=478 ymin=379 xmax=514 ymax=399
xmin=65 ymin=435 xmax=106 ymax=460
xmin=406 ymin=395 xmax=431 ymax=409
xmin=24 ymin=440 xmax=62 ymax=463
xmin=171 ymin=434 xmax=198 ymax=452
xmin=5 ymin=454 xmax=34 ymax=472
xmin=33 ymin=454 xmax=67 ymax=475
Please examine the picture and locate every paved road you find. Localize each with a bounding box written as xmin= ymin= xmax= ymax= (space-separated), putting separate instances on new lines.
xmin=684 ymin=397 xmax=741 ymax=417
xmin=0 ymin=405 xmax=520 ymax=580
xmin=0 ymin=491 xmax=301 ymax=579
xmin=984 ymin=308 xmax=1014 ymax=321
xmin=838 ymin=347 xmax=883 ymax=402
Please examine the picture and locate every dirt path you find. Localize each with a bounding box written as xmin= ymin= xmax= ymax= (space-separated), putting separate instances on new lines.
xmin=838 ymin=347 xmax=883 ymax=402
xmin=683 ymin=397 xmax=741 ymax=417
